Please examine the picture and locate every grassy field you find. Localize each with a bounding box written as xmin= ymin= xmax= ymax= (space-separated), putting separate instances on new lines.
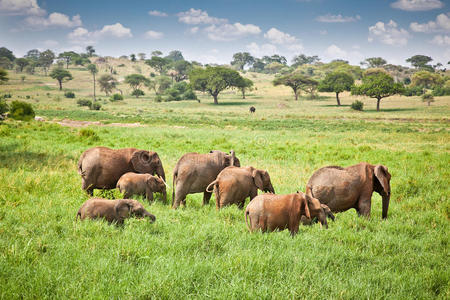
xmin=0 ymin=62 xmax=449 ymax=299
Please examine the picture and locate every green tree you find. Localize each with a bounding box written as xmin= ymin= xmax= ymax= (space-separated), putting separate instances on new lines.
xmin=155 ymin=76 xmax=172 ymax=94
xmin=98 ymin=74 xmax=118 ymax=96
xmin=231 ymin=52 xmax=255 ymax=71
xmin=265 ymin=62 xmax=284 ymax=74
xmin=87 ymin=64 xmax=98 ymax=100
xmin=86 ymin=46 xmax=95 ymax=57
xmin=361 ymin=57 xmax=387 ymax=68
xmin=422 ymin=93 xmax=434 ymax=106
xmin=151 ymin=50 xmax=163 ymax=57
xmin=15 ymin=58 xmax=29 ymax=72
xmin=25 ymin=49 xmax=40 ymax=61
xmin=137 ymin=53 xmax=146 ymax=61
xmin=130 ymin=54 xmax=136 ymax=62
xmin=0 ymin=47 xmax=15 ymax=62
xmin=235 ymin=77 xmax=254 ymax=99
xmin=171 ymin=60 xmax=192 ymax=82
xmin=406 ymin=55 xmax=433 ymax=69
xmin=352 ymin=72 xmax=403 ymax=111
xmin=125 ymin=74 xmax=150 ymax=95
xmin=189 ymin=66 xmax=243 ymax=104
xmin=411 ymin=71 xmax=443 ymax=89
xmin=165 ymin=50 xmax=184 ymax=61
xmin=38 ymin=49 xmax=55 ymax=75
xmin=146 ymin=56 xmax=170 ymax=74
xmin=250 ymin=58 xmax=266 ymax=72
xmin=273 ymin=73 xmax=317 ymax=101
xmin=58 ymin=51 xmax=77 ymax=69
xmin=49 ymin=68 xmax=73 ymax=90
xmin=0 ymin=68 xmax=8 ymax=84
xmin=0 ymin=57 xmax=13 ymax=69
xmin=291 ymin=54 xmax=320 ymax=67
xmin=318 ymin=71 xmax=354 ymax=105
xmin=263 ymin=54 xmax=287 ymax=65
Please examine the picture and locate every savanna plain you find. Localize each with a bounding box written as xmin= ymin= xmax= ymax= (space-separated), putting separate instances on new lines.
xmin=0 ymin=61 xmax=449 ymax=299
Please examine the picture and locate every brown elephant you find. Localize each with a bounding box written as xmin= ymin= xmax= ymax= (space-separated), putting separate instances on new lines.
xmin=78 ymin=147 xmax=166 ymax=196
xmin=306 ymin=162 xmax=391 ymax=219
xmin=205 ymin=166 xmax=275 ymax=210
xmin=172 ymin=150 xmax=240 ymax=209
xmin=300 ymin=203 xmax=335 ymax=226
xmin=117 ymin=172 xmax=167 ymax=203
xmin=76 ymin=198 xmax=156 ymax=224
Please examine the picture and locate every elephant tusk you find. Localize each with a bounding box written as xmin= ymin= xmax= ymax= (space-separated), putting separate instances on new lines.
xmin=161 ymin=178 xmax=170 ymax=188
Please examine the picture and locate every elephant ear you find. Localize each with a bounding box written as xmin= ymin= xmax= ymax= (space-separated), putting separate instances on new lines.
xmin=131 ymin=150 xmax=152 ymax=173
xmin=298 ymin=194 xmax=311 ymax=219
xmin=374 ymin=165 xmax=390 ymax=196
xmin=252 ymin=169 xmax=264 ymax=190
xmin=114 ymin=199 xmax=131 ymax=220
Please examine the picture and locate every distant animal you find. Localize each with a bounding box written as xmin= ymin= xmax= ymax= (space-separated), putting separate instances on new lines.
xmin=249 ymin=106 xmax=256 ymax=113
xmin=78 ymin=147 xmax=166 ymax=196
xmin=172 ymin=150 xmax=240 ymax=209
xmin=117 ymin=172 xmax=167 ymax=203
xmin=306 ymin=162 xmax=391 ymax=219
xmin=76 ymin=198 xmax=156 ymax=224
xmin=206 ymin=166 xmax=275 ymax=210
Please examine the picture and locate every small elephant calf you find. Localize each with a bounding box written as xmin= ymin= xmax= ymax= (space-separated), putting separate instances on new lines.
xmin=77 ymin=198 xmax=156 ymax=224
xmin=117 ymin=172 xmax=167 ymax=203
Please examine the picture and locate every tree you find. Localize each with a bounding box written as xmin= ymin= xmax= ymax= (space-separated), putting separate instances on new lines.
xmin=25 ymin=49 xmax=40 ymax=61
xmin=273 ymin=73 xmax=317 ymax=101
xmin=58 ymin=51 xmax=77 ymax=69
xmin=155 ymin=76 xmax=172 ymax=94
xmin=38 ymin=49 xmax=55 ymax=75
xmin=265 ymin=62 xmax=284 ymax=74
xmin=406 ymin=55 xmax=433 ymax=69
xmin=231 ymin=52 xmax=255 ymax=71
xmin=189 ymin=66 xmax=243 ymax=104
xmin=87 ymin=64 xmax=98 ymax=100
xmin=352 ymin=72 xmax=403 ymax=111
xmin=250 ymin=58 xmax=266 ymax=72
xmin=235 ymin=77 xmax=254 ymax=99
xmin=15 ymin=58 xmax=29 ymax=72
xmin=318 ymin=71 xmax=354 ymax=105
xmin=130 ymin=54 xmax=136 ymax=62
xmin=411 ymin=71 xmax=443 ymax=89
xmin=138 ymin=53 xmax=146 ymax=61
xmin=125 ymin=74 xmax=150 ymax=95
xmin=49 ymin=68 xmax=73 ymax=90
xmin=0 ymin=57 xmax=13 ymax=69
xmin=86 ymin=46 xmax=95 ymax=57
xmin=145 ymin=56 xmax=170 ymax=74
xmin=151 ymin=50 xmax=163 ymax=57
xmin=361 ymin=57 xmax=387 ymax=68
xmin=0 ymin=68 xmax=8 ymax=84
xmin=291 ymin=54 xmax=320 ymax=67
xmin=172 ymin=60 xmax=192 ymax=82
xmin=165 ymin=50 xmax=184 ymax=61
xmin=0 ymin=47 xmax=15 ymax=62
xmin=98 ymin=74 xmax=118 ymax=96
xmin=422 ymin=93 xmax=434 ymax=106
xmin=263 ymin=54 xmax=287 ymax=65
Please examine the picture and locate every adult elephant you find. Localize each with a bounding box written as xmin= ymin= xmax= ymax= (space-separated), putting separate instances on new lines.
xmin=306 ymin=162 xmax=391 ymax=219
xmin=172 ymin=150 xmax=240 ymax=209
xmin=78 ymin=147 xmax=166 ymax=199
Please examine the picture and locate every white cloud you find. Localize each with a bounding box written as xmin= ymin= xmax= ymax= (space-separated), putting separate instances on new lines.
xmin=177 ymin=8 xmax=227 ymax=25
xmin=25 ymin=12 xmax=82 ymax=28
xmin=204 ymin=23 xmax=261 ymax=41
xmin=0 ymin=0 xmax=45 ymax=16
xmin=148 ymin=10 xmax=168 ymax=17
xmin=430 ymin=34 xmax=450 ymax=45
xmin=264 ymin=28 xmax=298 ymax=44
xmin=368 ymin=20 xmax=410 ymax=46
xmin=189 ymin=26 xmax=199 ymax=34
xmin=144 ymin=30 xmax=163 ymax=39
xmin=99 ymin=23 xmax=132 ymax=38
xmin=325 ymin=44 xmax=347 ymax=58
xmin=391 ymin=0 xmax=444 ymax=11
xmin=68 ymin=23 xmax=132 ymax=45
xmin=323 ymin=44 xmax=364 ymax=63
xmin=246 ymin=42 xmax=278 ymax=57
xmin=316 ymin=14 xmax=361 ymax=23
xmin=410 ymin=13 xmax=450 ymax=32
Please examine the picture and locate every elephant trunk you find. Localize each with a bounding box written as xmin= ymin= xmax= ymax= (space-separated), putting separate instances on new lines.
xmin=145 ymin=211 xmax=156 ymax=223
xmin=156 ymin=165 xmax=166 ymax=182
xmin=162 ymin=187 xmax=167 ymax=204
xmin=382 ymin=195 xmax=390 ymax=219
xmin=268 ymin=183 xmax=275 ymax=194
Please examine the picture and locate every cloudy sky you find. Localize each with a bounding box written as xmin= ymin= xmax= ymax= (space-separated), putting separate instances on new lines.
xmin=0 ymin=0 xmax=449 ymax=66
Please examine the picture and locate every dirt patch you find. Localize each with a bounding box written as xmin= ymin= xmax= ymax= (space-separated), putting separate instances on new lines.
xmin=54 ymin=119 xmax=145 ymax=128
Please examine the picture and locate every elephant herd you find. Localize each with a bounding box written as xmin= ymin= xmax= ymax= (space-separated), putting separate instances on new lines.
xmin=76 ymin=146 xmax=392 ymax=235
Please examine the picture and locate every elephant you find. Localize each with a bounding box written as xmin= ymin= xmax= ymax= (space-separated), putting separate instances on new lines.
xmin=306 ymin=162 xmax=391 ymax=219
xmin=117 ymin=172 xmax=167 ymax=203
xmin=76 ymin=198 xmax=156 ymax=224
xmin=205 ymin=166 xmax=275 ymax=210
xmin=300 ymin=203 xmax=335 ymax=226
xmin=172 ymin=150 xmax=240 ymax=209
xmin=78 ymin=147 xmax=166 ymax=196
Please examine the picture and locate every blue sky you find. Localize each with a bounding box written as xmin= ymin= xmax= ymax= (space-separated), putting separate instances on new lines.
xmin=0 ymin=0 xmax=449 ymax=66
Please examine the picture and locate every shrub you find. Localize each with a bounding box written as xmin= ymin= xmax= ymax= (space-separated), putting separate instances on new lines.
xmin=432 ymin=85 xmax=450 ymax=96
xmin=9 ymin=100 xmax=35 ymax=121
xmin=64 ymin=91 xmax=75 ymax=98
xmin=422 ymin=93 xmax=434 ymax=106
xmin=0 ymin=99 xmax=9 ymax=115
xmin=79 ymin=128 xmax=99 ymax=141
xmin=182 ymin=89 xmax=198 ymax=100
xmin=118 ymin=64 xmax=125 ymax=67
xmin=165 ymin=87 xmax=182 ymax=101
xmin=155 ymin=95 xmax=163 ymax=102
xmin=131 ymin=89 xmax=145 ymax=98
xmin=351 ymin=100 xmax=364 ymax=111
xmin=90 ymin=102 xmax=101 ymax=110
xmin=110 ymin=93 xmax=124 ymax=101
xmin=77 ymin=99 xmax=92 ymax=107
xmin=402 ymin=85 xmax=424 ymax=96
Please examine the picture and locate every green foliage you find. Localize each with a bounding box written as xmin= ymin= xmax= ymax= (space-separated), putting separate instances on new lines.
xmin=273 ymin=73 xmax=318 ymax=100
xmin=131 ymin=89 xmax=145 ymax=98
xmin=411 ymin=71 xmax=443 ymax=89
xmin=231 ymin=52 xmax=255 ymax=71
xmin=402 ymin=85 xmax=424 ymax=96
xmin=0 ymin=46 xmax=15 ymax=62
xmin=15 ymin=58 xmax=30 ymax=72
xmin=77 ymin=99 xmax=92 ymax=107
xmin=64 ymin=91 xmax=75 ymax=98
xmin=125 ymin=74 xmax=150 ymax=93
xmin=86 ymin=45 xmax=95 ymax=57
xmin=49 ymin=68 xmax=73 ymax=90
xmin=406 ymin=55 xmax=433 ymax=69
xmin=361 ymin=57 xmax=387 ymax=68
xmin=171 ymin=60 xmax=192 ymax=82
xmin=0 ymin=67 xmax=8 ymax=83
xmin=291 ymin=54 xmax=320 ymax=67
xmin=87 ymin=63 xmax=98 ymax=75
xmin=164 ymin=50 xmax=184 ymax=62
xmin=9 ymin=100 xmax=35 ymax=121
xmin=98 ymin=74 xmax=118 ymax=96
xmin=78 ymin=128 xmax=99 ymax=141
xmin=110 ymin=93 xmax=124 ymax=101
xmin=421 ymin=93 xmax=435 ymax=106
xmin=432 ymin=85 xmax=450 ymax=96
xmin=351 ymin=100 xmax=364 ymax=111
xmin=318 ymin=71 xmax=354 ymax=105
xmin=0 ymin=98 xmax=9 ymax=114
xmin=90 ymin=102 xmax=102 ymax=110
xmin=145 ymin=56 xmax=170 ymax=74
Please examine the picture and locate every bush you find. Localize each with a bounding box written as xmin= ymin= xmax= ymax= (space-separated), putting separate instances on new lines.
xmin=182 ymin=89 xmax=198 ymax=100
xmin=131 ymin=89 xmax=145 ymax=98
xmin=432 ymin=85 xmax=450 ymax=96
xmin=9 ymin=100 xmax=35 ymax=121
xmin=77 ymin=99 xmax=92 ymax=107
xmin=64 ymin=91 xmax=75 ymax=98
xmin=351 ymin=100 xmax=364 ymax=111
xmin=165 ymin=87 xmax=182 ymax=101
xmin=155 ymin=95 xmax=163 ymax=102
xmin=0 ymin=99 xmax=9 ymax=115
xmin=110 ymin=93 xmax=124 ymax=101
xmin=402 ymin=85 xmax=424 ymax=96
xmin=78 ymin=128 xmax=99 ymax=141
xmin=90 ymin=102 xmax=101 ymax=110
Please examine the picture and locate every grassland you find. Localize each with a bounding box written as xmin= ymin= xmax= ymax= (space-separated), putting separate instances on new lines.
xmin=0 ymin=61 xmax=449 ymax=299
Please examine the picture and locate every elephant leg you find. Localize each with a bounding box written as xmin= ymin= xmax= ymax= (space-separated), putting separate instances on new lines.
xmin=173 ymin=185 xmax=187 ymax=209
xmin=82 ymin=179 xmax=94 ymax=196
xmin=203 ymin=192 xmax=212 ymax=206
xmin=146 ymin=190 xmax=154 ymax=203
xmin=237 ymin=198 xmax=246 ymax=209
xmin=356 ymin=197 xmax=372 ymax=218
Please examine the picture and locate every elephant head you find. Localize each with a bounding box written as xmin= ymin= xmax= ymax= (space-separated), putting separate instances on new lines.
xmin=252 ymin=169 xmax=275 ymax=193
xmin=131 ymin=150 xmax=166 ymax=181
xmin=147 ymin=175 xmax=167 ymax=203
xmin=114 ymin=199 xmax=156 ymax=222
xmin=305 ymin=194 xmax=328 ymax=228
xmin=373 ymin=164 xmax=391 ymax=219
xmin=209 ymin=150 xmax=241 ymax=168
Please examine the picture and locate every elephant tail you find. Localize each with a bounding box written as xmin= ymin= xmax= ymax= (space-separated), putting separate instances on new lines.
xmin=206 ymin=180 xmax=217 ymax=193
xmin=76 ymin=208 xmax=82 ymax=221
xmin=172 ymin=169 xmax=177 ymax=206
xmin=77 ymin=156 xmax=86 ymax=177
xmin=245 ymin=208 xmax=251 ymax=232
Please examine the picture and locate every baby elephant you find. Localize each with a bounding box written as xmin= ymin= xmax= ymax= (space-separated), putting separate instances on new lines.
xmin=300 ymin=203 xmax=335 ymax=226
xmin=77 ymin=198 xmax=156 ymax=224
xmin=117 ymin=172 xmax=167 ymax=203
xmin=206 ymin=166 xmax=275 ymax=210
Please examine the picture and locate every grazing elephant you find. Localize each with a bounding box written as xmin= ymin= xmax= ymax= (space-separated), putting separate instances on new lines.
xmin=300 ymin=203 xmax=335 ymax=226
xmin=206 ymin=166 xmax=275 ymax=210
xmin=172 ymin=150 xmax=240 ymax=209
xmin=78 ymin=147 xmax=166 ymax=195
xmin=306 ymin=162 xmax=391 ymax=219
xmin=117 ymin=172 xmax=167 ymax=203
xmin=76 ymin=198 xmax=156 ymax=224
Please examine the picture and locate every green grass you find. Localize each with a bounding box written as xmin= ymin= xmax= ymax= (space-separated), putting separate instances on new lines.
xmin=0 ymin=62 xmax=449 ymax=298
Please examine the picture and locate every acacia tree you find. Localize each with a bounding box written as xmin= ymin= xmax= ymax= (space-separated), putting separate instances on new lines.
xmin=124 ymin=74 xmax=150 ymax=97
xmin=231 ymin=52 xmax=255 ymax=71
xmin=98 ymin=74 xmax=118 ymax=95
xmin=235 ymin=77 xmax=254 ymax=99
xmin=318 ymin=71 xmax=354 ymax=105
xmin=273 ymin=73 xmax=315 ymax=100
xmin=352 ymin=72 xmax=404 ymax=111
xmin=15 ymin=58 xmax=29 ymax=72
xmin=87 ymin=64 xmax=98 ymax=100
xmin=406 ymin=55 xmax=432 ymax=69
xmin=86 ymin=46 xmax=95 ymax=57
xmin=0 ymin=68 xmax=8 ymax=84
xmin=189 ymin=66 xmax=243 ymax=104
xmin=291 ymin=54 xmax=320 ymax=67
xmin=130 ymin=54 xmax=136 ymax=62
xmin=137 ymin=53 xmax=146 ymax=61
xmin=49 ymin=68 xmax=72 ymax=90
xmin=145 ymin=56 xmax=170 ymax=74
xmin=58 ymin=51 xmax=77 ymax=69
xmin=38 ymin=49 xmax=55 ymax=76
xmin=172 ymin=60 xmax=192 ymax=82
xmin=361 ymin=57 xmax=387 ymax=68
xmin=411 ymin=71 xmax=443 ymax=89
